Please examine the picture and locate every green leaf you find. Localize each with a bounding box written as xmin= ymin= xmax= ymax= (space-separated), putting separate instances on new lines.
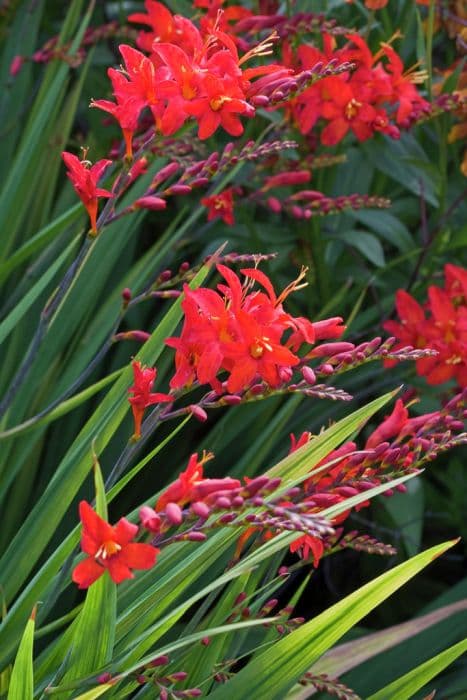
xmin=347 ymin=210 xmax=414 ymax=253
xmin=0 ymin=205 xmax=82 ymax=285
xmin=207 ymin=540 xmax=458 ymax=700
xmin=367 ymin=637 xmax=467 ymax=700
xmin=331 ymin=230 xmax=386 ymax=267
xmin=304 ymin=600 xmax=467 ymax=681
xmin=380 ymin=476 xmax=424 ymax=556
xmin=74 ymin=686 xmax=113 ymax=700
xmin=0 ymin=0 xmax=93 ymax=257
xmin=0 ymin=369 xmax=123 ymax=441
xmin=0 ymin=239 xmax=77 ymax=347
xmin=7 ymin=606 xmax=35 ymax=700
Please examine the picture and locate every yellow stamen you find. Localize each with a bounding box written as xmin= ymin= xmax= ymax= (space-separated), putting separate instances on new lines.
xmin=95 ymin=540 xmax=121 ymax=561
xmin=239 ymin=31 xmax=278 ymax=66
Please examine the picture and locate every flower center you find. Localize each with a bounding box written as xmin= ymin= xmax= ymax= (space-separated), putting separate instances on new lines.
xmin=210 ymin=96 xmax=227 ymax=111
xmin=345 ymin=99 xmax=362 ymax=120
xmin=250 ymin=337 xmax=272 ymax=358
xmin=95 ymin=540 xmax=121 ymax=561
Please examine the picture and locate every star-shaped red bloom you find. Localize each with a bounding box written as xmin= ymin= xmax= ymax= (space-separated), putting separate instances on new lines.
xmin=62 ymin=152 xmax=113 ymax=233
xmin=128 ymin=360 xmax=173 ymax=439
xmin=156 ymin=452 xmax=240 ymax=511
xmin=201 ymin=188 xmax=237 ymax=225
xmin=72 ymin=501 xmax=159 ymax=589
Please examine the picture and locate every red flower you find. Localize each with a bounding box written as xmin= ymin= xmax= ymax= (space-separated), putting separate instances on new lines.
xmin=156 ymin=452 xmax=240 ymax=511
xmin=128 ymin=361 xmax=173 ymax=439
xmin=201 ymin=188 xmax=237 ymax=225
xmin=62 ymin=152 xmax=113 ymax=233
xmin=289 ymin=534 xmax=325 ymax=567
xmin=383 ymin=269 xmax=467 ymax=388
xmin=72 ymin=501 xmax=158 ymax=588
xmin=365 ymin=399 xmax=409 ymax=449
xmin=166 ymin=265 xmax=322 ymax=393
xmin=185 ymin=73 xmax=254 ymax=139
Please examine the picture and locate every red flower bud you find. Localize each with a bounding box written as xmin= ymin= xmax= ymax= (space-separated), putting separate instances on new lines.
xmin=139 ymin=506 xmax=161 ymax=533
xmin=134 ymin=196 xmax=167 ymax=211
xmin=165 ymin=502 xmax=183 ymax=525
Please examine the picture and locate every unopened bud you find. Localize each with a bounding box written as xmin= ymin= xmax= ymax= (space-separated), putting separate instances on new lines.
xmin=135 ymin=196 xmax=167 ymax=211
xmin=122 ymin=287 xmax=132 ymax=304
xmin=168 ymin=671 xmax=188 ymax=682
xmin=318 ymin=363 xmax=334 ymax=375
xmin=149 ymin=655 xmax=170 ymax=667
xmin=267 ymin=196 xmax=282 ymax=213
xmin=185 ymin=531 xmax=207 ymax=542
xmin=260 ymin=599 xmax=278 ymax=615
xmin=139 ymin=506 xmax=161 ymax=533
xmin=302 ymin=366 xmax=316 ymax=385
xmin=218 ymin=513 xmax=237 ymax=523
xmin=165 ymin=502 xmax=183 ymax=525
xmin=243 ymin=476 xmax=269 ymax=497
xmin=188 ymin=405 xmax=208 ymax=422
xmin=98 ymin=673 xmax=112 ymax=684
xmin=222 ymin=394 xmax=242 ymax=406
xmin=231 ymin=495 xmax=244 ymax=507
xmin=167 ymin=184 xmax=192 ymax=195
xmin=278 ymin=366 xmax=293 ymax=382
xmin=191 ymin=501 xmax=210 ymax=519
xmin=201 ymin=636 xmax=210 ymax=646
xmin=216 ymin=496 xmax=232 ymax=509
xmin=249 ymin=383 xmax=264 ymax=395
xmin=114 ymin=330 xmax=150 ymax=343
xmin=153 ymin=162 xmax=180 ymax=184
xmin=9 ymin=55 xmax=24 ymax=76
xmin=251 ymin=94 xmax=270 ymax=106
xmin=190 ymin=177 xmax=210 ymax=188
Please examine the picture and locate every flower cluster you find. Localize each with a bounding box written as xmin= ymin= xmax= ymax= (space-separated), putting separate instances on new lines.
xmin=383 ymin=264 xmax=467 ymax=387
xmin=281 ymin=388 xmax=467 ymax=564
xmin=166 ymin=264 xmax=344 ymax=394
xmin=92 ymin=1 xmax=287 ymax=157
xmin=73 ymin=386 xmax=466 ymax=588
xmin=287 ymin=33 xmax=429 ymax=144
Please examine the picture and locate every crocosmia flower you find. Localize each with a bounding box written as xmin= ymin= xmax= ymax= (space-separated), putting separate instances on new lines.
xmin=72 ymin=501 xmax=159 ymax=588
xmin=383 ymin=265 xmax=467 ymax=387
xmin=156 ymin=452 xmax=241 ymax=511
xmin=201 ymin=188 xmax=237 ymax=225
xmin=62 ymin=151 xmax=113 ymax=234
xmin=128 ymin=361 xmax=173 ymax=439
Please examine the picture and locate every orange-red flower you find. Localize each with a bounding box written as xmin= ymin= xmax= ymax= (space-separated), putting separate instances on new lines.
xmin=166 ymin=265 xmax=318 ymax=394
xmin=62 ymin=152 xmax=113 ymax=233
xmin=72 ymin=501 xmax=159 ymax=588
xmin=201 ymin=188 xmax=237 ymax=225
xmin=155 ymin=452 xmax=240 ymax=511
xmin=128 ymin=361 xmax=173 ymax=439
xmin=383 ymin=266 xmax=467 ymax=387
